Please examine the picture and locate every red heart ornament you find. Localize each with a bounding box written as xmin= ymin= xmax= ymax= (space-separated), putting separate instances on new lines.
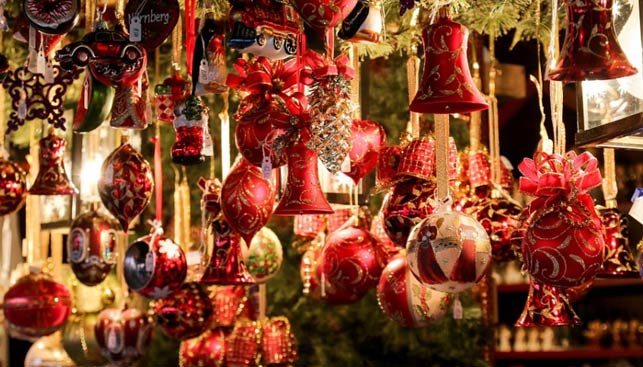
xmin=124 ymin=0 xmax=180 ymax=50
xmin=344 ymin=119 xmax=386 ymax=184
xmin=291 ymin=0 xmax=358 ymax=33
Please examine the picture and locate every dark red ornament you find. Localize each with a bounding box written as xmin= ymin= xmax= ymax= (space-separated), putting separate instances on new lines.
xmin=515 ymin=279 xmax=581 ymax=327
xmin=596 ymin=206 xmax=638 ymax=278
xmin=123 ymin=227 xmax=187 ymax=299
xmin=3 ymin=270 xmax=72 ymax=340
xmin=548 ymin=0 xmax=637 ymax=81
xmin=200 ymin=219 xmax=256 ymax=286
xmin=154 ymin=282 xmax=213 ymax=340
xmin=29 ymin=130 xmax=78 ymax=195
xmin=98 ymin=138 xmax=153 ymax=232
xmin=474 ymin=196 xmax=523 ymax=263
xmin=179 ymin=328 xmax=226 ymax=367
xmin=68 ymin=204 xmax=119 ymax=286
xmin=94 ymin=308 xmax=152 ymax=366
xmin=409 ymin=12 xmax=488 ymax=114
xmin=0 ymin=157 xmax=27 ymax=216
xmin=344 ymin=119 xmax=386 ymax=184
xmin=221 ymin=158 xmax=275 ymax=244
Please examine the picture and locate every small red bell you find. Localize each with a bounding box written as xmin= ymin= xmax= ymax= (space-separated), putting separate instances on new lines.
xmin=515 ymin=278 xmax=581 ymax=327
xmin=274 ymin=142 xmax=333 ymax=216
xmin=409 ymin=10 xmax=488 ymax=114
xmin=596 ymin=206 xmax=638 ymax=278
xmin=548 ymin=0 xmax=637 ymax=81
xmin=200 ymin=219 xmax=256 ymax=285
xmin=29 ymin=129 xmax=78 ymax=196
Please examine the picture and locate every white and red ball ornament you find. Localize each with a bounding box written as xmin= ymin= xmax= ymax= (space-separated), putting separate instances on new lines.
xmin=67 ymin=204 xmax=119 ymax=286
xmin=377 ymin=255 xmax=450 ymax=327
xmin=154 ymin=282 xmax=214 ymax=340
xmin=244 ymin=227 xmax=284 ymax=283
xmin=94 ymin=307 xmax=152 ymax=366
xmin=321 ymin=216 xmax=383 ymax=296
xmin=3 ymin=270 xmax=72 ymax=340
xmin=407 ymin=209 xmax=492 ymax=293
xmin=179 ymin=328 xmax=227 ymax=367
xmin=518 ymin=151 xmax=605 ymax=288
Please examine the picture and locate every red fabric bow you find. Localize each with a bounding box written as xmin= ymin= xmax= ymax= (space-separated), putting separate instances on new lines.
xmin=518 ymin=151 xmax=602 ymax=205
xmin=301 ymin=51 xmax=355 ymax=84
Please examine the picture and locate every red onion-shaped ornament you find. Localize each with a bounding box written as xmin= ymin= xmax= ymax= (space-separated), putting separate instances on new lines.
xmin=596 ymin=206 xmax=638 ymax=278
xmin=235 ymin=119 xmax=288 ymax=168
xmin=3 ymin=270 xmax=72 ymax=340
xmin=68 ymin=204 xmax=119 ymax=286
xmin=98 ymin=138 xmax=153 ymax=232
xmin=291 ymin=0 xmax=358 ymax=34
xmin=515 ymin=278 xmax=581 ymax=327
xmin=321 ymin=216 xmax=383 ymax=296
xmin=0 ymin=157 xmax=27 ymax=216
xmin=407 ymin=210 xmax=492 ymax=293
xmin=344 ymin=119 xmax=386 ymax=184
xmin=123 ymin=228 xmax=187 ymax=299
xmin=29 ymin=131 xmax=78 ymax=196
xmin=179 ymin=328 xmax=226 ymax=367
xmin=154 ymin=282 xmax=213 ymax=340
xmin=94 ymin=308 xmax=152 ymax=366
xmin=382 ymin=178 xmax=438 ymax=247
xmin=221 ymin=158 xmax=275 ymax=244
xmin=301 ymin=246 xmax=366 ymax=304
xmin=244 ymin=227 xmax=283 ymax=283
xmin=377 ymin=255 xmax=449 ymax=327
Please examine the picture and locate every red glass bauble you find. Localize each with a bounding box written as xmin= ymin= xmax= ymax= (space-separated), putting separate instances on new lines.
xmin=94 ymin=308 xmax=152 ymax=366
xmin=235 ymin=120 xmax=288 ymax=168
xmin=3 ymin=271 xmax=72 ymax=340
xmin=343 ymin=119 xmax=386 ymax=184
xmin=382 ymin=178 xmax=438 ymax=247
xmin=321 ymin=218 xmax=383 ymax=296
xmin=473 ymin=196 xmax=523 ymax=263
xmin=98 ymin=139 xmax=153 ymax=232
xmin=154 ymin=282 xmax=213 ymax=340
xmin=522 ymin=196 xmax=605 ymax=288
xmin=221 ymin=158 xmax=275 ymax=245
xmin=123 ymin=231 xmax=187 ymax=299
xmin=29 ymin=132 xmax=78 ymax=196
xmin=179 ymin=328 xmax=226 ymax=367
xmin=0 ymin=157 xmax=27 ymax=216
xmin=515 ymin=279 xmax=581 ymax=327
xmin=68 ymin=205 xmax=119 ymax=286
xmin=377 ymin=255 xmax=449 ymax=327
xmin=301 ymin=246 xmax=366 ymax=304
xmin=407 ymin=210 xmax=492 ymax=293
xmin=291 ymin=0 xmax=358 ymax=33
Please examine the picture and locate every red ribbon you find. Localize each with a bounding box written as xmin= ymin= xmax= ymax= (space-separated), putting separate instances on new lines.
xmin=518 ymin=151 xmax=602 ymax=202
xmin=185 ymin=0 xmax=197 ymax=76
xmin=301 ymin=51 xmax=355 ymax=84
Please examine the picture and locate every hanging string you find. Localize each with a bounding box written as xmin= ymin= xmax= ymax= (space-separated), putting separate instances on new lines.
xmin=532 ymin=0 xmax=553 ymax=154
xmin=488 ymin=31 xmax=501 ymax=185
xmin=602 ymin=148 xmax=617 ymax=208
xmin=326 ymin=28 xmax=335 ymax=59
xmin=350 ymin=44 xmax=361 ymax=120
xmin=84 ymin=0 xmax=95 ymax=32
xmin=25 ymin=122 xmax=41 ymax=265
xmin=547 ymin=0 xmax=565 ymax=154
xmin=434 ymin=114 xmax=450 ymax=200
xmin=185 ymin=0 xmax=196 ymax=75
xmin=406 ymin=7 xmax=421 ymax=138
xmin=219 ymin=91 xmax=230 ymax=179
xmin=153 ymin=122 xmax=163 ymax=222
xmin=172 ymin=14 xmax=182 ymax=67
xmin=469 ymin=59 xmax=481 ymax=152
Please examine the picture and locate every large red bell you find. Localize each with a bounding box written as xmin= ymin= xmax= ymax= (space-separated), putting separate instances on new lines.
xmin=29 ymin=129 xmax=78 ymax=196
xmin=409 ymin=11 xmax=488 ymax=114
xmin=200 ymin=218 xmax=255 ymax=285
xmin=273 ymin=142 xmax=333 ymax=216
xmin=548 ymin=0 xmax=637 ymax=81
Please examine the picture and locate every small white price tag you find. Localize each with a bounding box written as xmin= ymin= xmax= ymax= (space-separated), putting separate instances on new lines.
xmin=17 ymin=97 xmax=27 ymax=119
xmin=83 ymin=77 xmax=90 ymax=109
xmin=199 ymin=59 xmax=210 ymax=83
xmin=129 ymin=16 xmax=142 ymax=42
xmin=261 ymin=156 xmax=272 ymax=180
xmin=44 ymin=59 xmax=54 ymax=84
xmin=202 ymin=128 xmax=214 ymax=157
xmin=144 ymin=251 xmax=154 ymax=273
xmin=36 ymin=50 xmax=45 ymax=75
xmin=452 ymin=298 xmax=463 ymax=320
xmin=340 ymin=155 xmax=351 ymax=173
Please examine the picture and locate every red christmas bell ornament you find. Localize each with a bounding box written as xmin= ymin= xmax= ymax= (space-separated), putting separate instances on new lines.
xmin=382 ymin=178 xmax=438 ymax=247
xmin=98 ymin=137 xmax=153 ymax=232
xmin=0 ymin=157 xmax=27 ymax=216
xmin=301 ymin=246 xmax=367 ymax=304
xmin=291 ymin=0 xmax=357 ymax=34
xmin=293 ymin=214 xmax=327 ymax=239
xmin=547 ymin=0 xmax=637 ymax=81
xmin=154 ymin=282 xmax=213 ymax=340
xmin=274 ymin=141 xmax=333 ymax=216
xmin=200 ymin=219 xmax=256 ymax=286
xmin=377 ymin=255 xmax=450 ymax=327
xmin=179 ymin=328 xmax=226 ymax=367
xmin=370 ymin=210 xmax=402 ymax=267
xmin=221 ymin=158 xmax=276 ymax=244
xmin=473 ymin=195 xmax=523 ymax=263
xmin=519 ymin=151 xmax=605 ymax=288
xmin=123 ymin=226 xmax=187 ymax=299
xmin=94 ymin=307 xmax=152 ymax=366
xmin=172 ymin=95 xmax=213 ymax=165
xmin=68 ymin=204 xmax=119 ymax=286
xmin=409 ymin=10 xmax=488 ymax=114
xmin=29 ymin=130 xmax=78 ymax=196
xmin=235 ymin=119 xmax=289 ymax=169
xmin=321 ymin=216 xmax=383 ymax=296
xmin=515 ymin=279 xmax=581 ymax=327
xmin=375 ymin=145 xmax=401 ymax=190
xmin=596 ymin=206 xmax=638 ymax=278
xmin=3 ymin=270 xmax=72 ymax=340
xmin=407 ymin=209 xmax=492 ymax=293
xmin=343 ymin=119 xmax=386 ymax=184
xmin=209 ymin=285 xmax=249 ymax=327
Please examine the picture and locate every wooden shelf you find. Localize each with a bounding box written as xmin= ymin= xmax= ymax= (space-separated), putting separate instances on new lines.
xmin=497 ymin=278 xmax=643 ymax=294
xmin=494 ymin=348 xmax=643 ymax=360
